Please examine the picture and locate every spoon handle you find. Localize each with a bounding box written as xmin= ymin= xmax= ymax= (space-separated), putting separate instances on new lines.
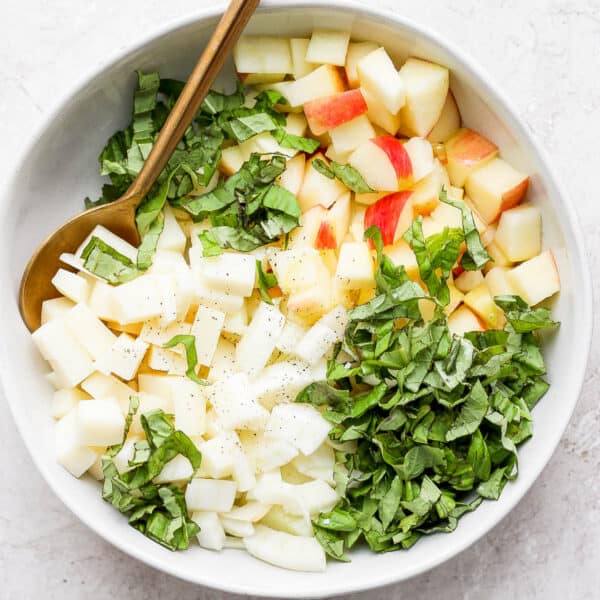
xmin=123 ymin=0 xmax=260 ymax=204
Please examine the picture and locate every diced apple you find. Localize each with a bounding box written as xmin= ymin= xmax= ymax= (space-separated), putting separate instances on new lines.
xmin=294 ymin=323 xmax=338 ymax=366
xmin=454 ymin=270 xmax=484 ymax=293
xmin=444 ymin=128 xmax=499 ymax=187
xmin=154 ymin=454 xmax=194 ymax=484
xmin=193 ymin=272 xmax=245 ymax=314
xmin=427 ymin=91 xmax=461 ymax=143
xmin=357 ymin=47 xmax=405 ymax=114
xmin=335 ymin=241 xmax=375 ymax=289
xmin=485 ymin=240 xmax=514 ymax=270
xmin=399 ymin=58 xmax=449 ymax=137
xmin=463 ymin=282 xmax=504 ymax=328
xmin=465 ymin=157 xmax=529 ymax=224
xmin=111 ymin=275 xmax=165 ymax=324
xmin=345 ymin=42 xmax=379 ymax=88
xmin=448 ymin=305 xmax=486 ymax=336
xmin=330 ymin=114 xmax=375 ymax=154
xmin=445 ymin=281 xmax=465 ymax=315
xmin=192 ymin=511 xmax=226 ymax=551
xmin=297 ymin=153 xmax=347 ymax=212
xmin=364 ymin=191 xmax=413 ymax=246
xmin=288 ymin=205 xmax=327 ymax=248
xmin=222 ymin=303 xmax=248 ymax=337
xmin=412 ymin=161 xmax=449 ymax=215
xmin=241 ymin=432 xmax=299 ymax=474
xmin=190 ymin=305 xmax=225 ymax=367
xmin=485 ymin=266 xmax=517 ymax=297
xmin=95 ymin=333 xmax=148 ymax=381
xmin=507 ymin=250 xmax=560 ymax=306
xmin=233 ymin=36 xmax=292 ymax=75
xmin=359 ymin=86 xmax=402 ymax=135
xmin=170 ymin=376 xmax=206 ymax=437
xmin=290 ymin=38 xmax=317 ymax=79
xmin=186 ymin=479 xmax=237 ymax=513
xmin=286 ymin=281 xmax=333 ymax=324
xmin=306 ymin=29 xmax=350 ymax=66
xmin=220 ymin=145 xmax=245 ymax=176
xmin=198 ymin=431 xmax=245 ymax=478
xmin=243 ymin=525 xmax=326 ymax=572
xmin=239 ymin=72 xmax=287 ymax=85
xmin=41 ymin=297 xmax=74 ymax=324
xmin=304 ymin=88 xmax=368 ymax=136
xmin=55 ymin=409 xmax=99 ymax=477
xmin=494 ymin=204 xmax=541 ymax=262
xmin=383 ymin=240 xmax=419 ymax=280
xmin=314 ymin=192 xmax=351 ymax=250
xmin=277 ymin=153 xmax=306 ymax=196
xmin=235 ymin=302 xmax=286 ymax=376
xmin=146 ymin=345 xmax=187 ymax=375
xmin=403 ymin=137 xmax=435 ymax=182
xmin=325 ymin=145 xmax=352 ymax=164
xmin=292 ymin=444 xmax=335 ymax=484
xmin=51 ymin=269 xmax=90 ymax=304
xmin=268 ymin=64 xmax=345 ymax=108
xmin=81 ymin=372 xmax=137 ymax=414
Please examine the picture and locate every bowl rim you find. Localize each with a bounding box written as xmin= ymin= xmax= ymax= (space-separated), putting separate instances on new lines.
xmin=1 ymin=0 xmax=593 ymax=596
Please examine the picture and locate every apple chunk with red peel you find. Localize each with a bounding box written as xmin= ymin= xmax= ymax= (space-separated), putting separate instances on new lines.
xmin=445 ymin=128 xmax=499 ymax=188
xmin=427 ymin=92 xmax=461 ymax=143
xmin=494 ymin=204 xmax=541 ymax=262
xmin=297 ymin=154 xmax=348 ymax=213
xmin=288 ymin=204 xmax=327 ymax=248
xmin=507 ymin=250 xmax=560 ymax=306
xmin=364 ymin=191 xmax=413 ymax=246
xmin=304 ymin=89 xmax=368 ymax=136
xmin=403 ymin=137 xmax=435 ymax=183
xmin=465 ymin=157 xmax=529 ymax=224
xmin=399 ymin=58 xmax=449 ymax=137
xmin=314 ymin=193 xmax=351 ymax=250
xmin=448 ymin=305 xmax=486 ymax=336
xmin=349 ymin=135 xmax=412 ymax=191
xmin=412 ymin=160 xmax=450 ymax=215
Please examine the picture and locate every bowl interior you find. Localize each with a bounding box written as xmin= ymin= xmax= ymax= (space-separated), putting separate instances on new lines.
xmin=0 ymin=3 xmax=590 ymax=597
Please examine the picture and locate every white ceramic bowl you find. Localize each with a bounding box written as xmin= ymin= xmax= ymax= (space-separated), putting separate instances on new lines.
xmin=0 ymin=1 xmax=592 ymax=597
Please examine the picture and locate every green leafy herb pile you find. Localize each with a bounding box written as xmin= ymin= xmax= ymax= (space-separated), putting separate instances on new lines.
xmin=102 ymin=397 xmax=202 ymax=551
xmin=297 ymin=215 xmax=558 ymax=560
xmin=84 ymin=71 xmax=316 ymax=274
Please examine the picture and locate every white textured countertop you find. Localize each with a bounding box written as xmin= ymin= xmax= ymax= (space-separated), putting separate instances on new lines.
xmin=1 ymin=1 xmax=599 ymax=598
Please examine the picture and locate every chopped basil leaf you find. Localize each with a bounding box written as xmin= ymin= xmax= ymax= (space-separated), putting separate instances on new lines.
xmin=163 ymin=335 xmax=207 ymax=385
xmin=271 ymin=128 xmax=320 ymax=153
xmin=136 ymin=212 xmax=164 ymax=270
xmin=197 ymin=231 xmax=224 ymax=257
xmin=311 ymin=158 xmax=373 ymax=193
xmin=256 ymin=260 xmax=278 ymax=304
xmin=80 ymin=236 xmax=140 ymax=284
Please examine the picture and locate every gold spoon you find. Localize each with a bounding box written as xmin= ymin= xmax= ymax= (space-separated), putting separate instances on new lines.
xmin=19 ymin=0 xmax=260 ymax=332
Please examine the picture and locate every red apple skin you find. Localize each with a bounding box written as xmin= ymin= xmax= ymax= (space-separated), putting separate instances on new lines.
xmin=364 ymin=191 xmax=413 ymax=246
xmin=446 ymin=129 xmax=498 ymax=165
xmin=371 ymin=135 xmax=413 ymax=187
xmin=315 ymin=222 xmax=338 ymax=250
xmin=501 ymin=177 xmax=529 ymax=213
xmin=304 ymin=89 xmax=368 ymax=136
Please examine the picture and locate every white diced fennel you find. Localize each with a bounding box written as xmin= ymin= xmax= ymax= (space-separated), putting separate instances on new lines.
xmin=207 ymin=372 xmax=269 ymax=431
xmin=55 ymin=409 xmax=99 ymax=478
xmin=243 ymin=525 xmax=326 ymax=572
xmin=76 ymin=224 xmax=137 ymax=263
xmin=260 ymin=505 xmax=313 ymax=537
xmin=81 ymin=372 xmax=137 ymax=414
xmin=45 ymin=371 xmax=62 ymax=390
xmin=240 ymin=431 xmax=299 ymax=474
xmin=197 ymin=431 xmax=243 ymax=478
xmin=191 ymin=511 xmax=226 ymax=551
xmin=197 ymin=253 xmax=257 ymax=297
xmin=87 ymin=456 xmax=105 ymax=481
xmin=32 ymin=318 xmax=94 ymax=387
xmin=185 ymin=479 xmax=237 ymax=512
xmin=219 ymin=515 xmax=254 ymax=538
xmin=157 ymin=205 xmax=186 ymax=253
xmin=294 ymin=322 xmax=338 ymax=365
xmin=265 ymin=403 xmax=331 ymax=455
xmin=275 ymin=320 xmax=308 ymax=354
xmin=226 ymin=501 xmax=271 ymax=523
xmin=51 ymin=269 xmax=91 ymax=304
xmin=76 ymin=398 xmax=125 ymax=446
xmin=235 ymin=302 xmax=286 ymax=376
xmin=292 ymin=443 xmax=335 ymax=484
xmin=191 ymin=305 xmax=225 ymax=366
xmin=50 ymin=388 xmax=89 ymax=420
xmin=41 ymin=297 xmax=74 ymax=324
xmin=223 ymin=536 xmax=245 ymax=550
xmin=251 ymin=360 xmax=325 ymax=410
xmin=153 ymin=454 xmax=194 ymax=484
xmin=95 ymin=333 xmax=148 ymax=381
xmin=63 ymin=303 xmax=117 ymax=360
